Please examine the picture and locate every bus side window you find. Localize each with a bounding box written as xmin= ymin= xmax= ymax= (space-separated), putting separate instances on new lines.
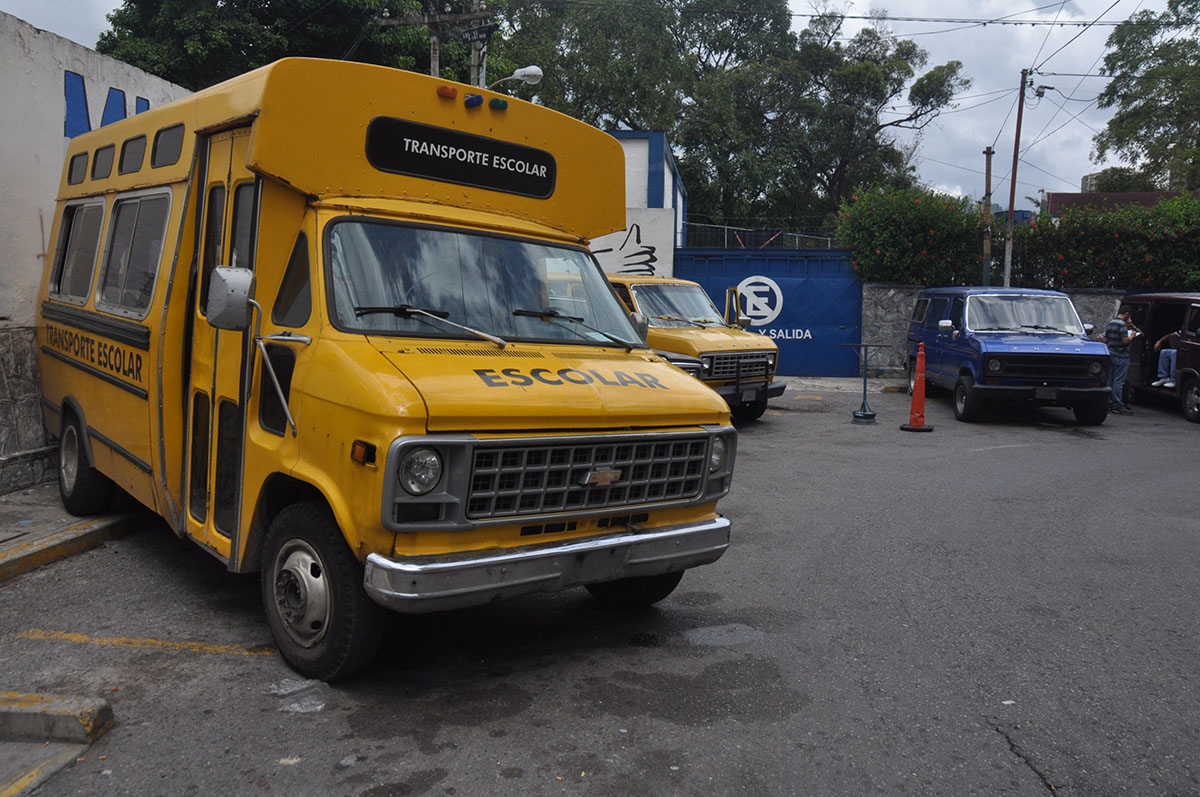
xmin=230 ymin=182 xmax=258 ymax=271
xmin=97 ymin=194 xmax=169 ymax=315
xmin=199 ymin=185 xmax=225 ymax=313
xmin=272 ymin=233 xmax=311 ymax=328
xmin=51 ymin=201 xmax=105 ymax=301
xmin=612 ymin=282 xmax=634 ymax=312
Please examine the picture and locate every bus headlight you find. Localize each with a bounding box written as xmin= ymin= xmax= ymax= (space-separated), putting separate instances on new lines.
xmin=710 ymin=436 xmax=727 ymax=473
xmin=399 ymin=446 xmax=443 ymax=495
xmin=700 ymin=355 xmax=714 ymax=376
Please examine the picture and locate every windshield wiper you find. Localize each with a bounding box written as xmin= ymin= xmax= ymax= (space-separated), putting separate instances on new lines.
xmin=354 ymin=304 xmax=507 ymax=348
xmin=651 ymin=314 xmax=693 ymax=325
xmin=513 ymin=307 xmax=635 ymax=352
xmin=973 ymin=326 xmax=1016 ymax=331
xmin=1020 ymin=324 xmax=1071 ymax=333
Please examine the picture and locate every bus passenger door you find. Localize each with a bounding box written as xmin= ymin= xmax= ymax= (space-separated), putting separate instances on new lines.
xmin=186 ymin=128 xmax=257 ymax=558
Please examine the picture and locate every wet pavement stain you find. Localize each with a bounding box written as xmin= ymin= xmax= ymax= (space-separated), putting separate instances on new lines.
xmin=575 ymin=655 xmax=809 ymax=726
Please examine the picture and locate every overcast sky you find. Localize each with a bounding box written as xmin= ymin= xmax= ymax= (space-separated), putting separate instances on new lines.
xmin=0 ymin=0 xmax=1167 ymax=211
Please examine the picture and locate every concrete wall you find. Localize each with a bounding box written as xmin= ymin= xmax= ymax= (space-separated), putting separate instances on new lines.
xmin=593 ymin=131 xmax=686 ymax=278
xmin=0 ymin=11 xmax=188 ymax=492
xmin=861 ymin=283 xmax=1124 ymax=377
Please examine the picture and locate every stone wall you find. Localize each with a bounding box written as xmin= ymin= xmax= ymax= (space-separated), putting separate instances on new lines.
xmin=0 ymin=329 xmax=54 ymax=492
xmin=861 ymin=283 xmax=1125 ymax=377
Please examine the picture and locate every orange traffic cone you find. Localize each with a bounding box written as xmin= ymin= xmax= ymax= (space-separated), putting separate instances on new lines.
xmin=900 ymin=342 xmax=934 ymax=432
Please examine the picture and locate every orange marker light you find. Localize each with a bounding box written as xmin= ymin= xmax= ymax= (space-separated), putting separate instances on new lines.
xmin=350 ymin=440 xmax=376 ymax=465
xmin=436 ymin=85 xmax=457 ymax=99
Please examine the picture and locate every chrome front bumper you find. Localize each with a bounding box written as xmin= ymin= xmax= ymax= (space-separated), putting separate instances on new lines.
xmin=363 ymin=516 xmax=731 ymax=613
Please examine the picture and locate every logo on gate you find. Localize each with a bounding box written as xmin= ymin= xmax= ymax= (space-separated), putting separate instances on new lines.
xmin=737 ymin=275 xmax=783 ymax=326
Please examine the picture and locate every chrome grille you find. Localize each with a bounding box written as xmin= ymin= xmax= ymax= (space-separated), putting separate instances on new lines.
xmin=467 ymin=435 xmax=709 ymax=519
xmin=710 ymin=352 xmax=771 ymax=380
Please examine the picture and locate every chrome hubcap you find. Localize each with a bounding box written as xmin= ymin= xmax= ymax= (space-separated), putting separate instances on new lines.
xmin=60 ymin=425 xmax=79 ymax=493
xmin=272 ymin=540 xmax=330 ymax=648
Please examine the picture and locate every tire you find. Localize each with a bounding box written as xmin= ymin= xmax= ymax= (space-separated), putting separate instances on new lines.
xmin=907 ymin=359 xmax=916 ymax=396
xmin=586 ymin=570 xmax=684 ymax=609
xmin=953 ymin=374 xmax=983 ymax=422
xmin=1072 ymin=400 xmax=1108 ymax=426
xmin=58 ymin=414 xmax=113 ymax=516
xmin=731 ymin=397 xmax=768 ymax=421
xmin=1182 ymin=379 xmax=1200 ymax=423
xmin=262 ymin=501 xmax=384 ymax=681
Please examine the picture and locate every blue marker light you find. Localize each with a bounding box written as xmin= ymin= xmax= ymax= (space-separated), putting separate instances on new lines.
xmin=464 ymin=94 xmax=484 ymax=108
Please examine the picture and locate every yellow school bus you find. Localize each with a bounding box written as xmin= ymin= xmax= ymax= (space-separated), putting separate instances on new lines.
xmin=38 ymin=59 xmax=735 ymax=679
xmin=608 ymin=274 xmax=785 ymax=420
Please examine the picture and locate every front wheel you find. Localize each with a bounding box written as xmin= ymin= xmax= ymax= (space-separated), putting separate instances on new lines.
xmin=1182 ymin=379 xmax=1200 ymax=423
xmin=586 ymin=571 xmax=684 ymax=609
xmin=731 ymin=397 xmax=768 ymax=421
xmin=953 ymin=375 xmax=983 ymax=422
xmin=262 ymin=501 xmax=384 ymax=681
xmin=1073 ymin=400 xmax=1109 ymax=426
xmin=58 ymin=414 xmax=113 ymax=515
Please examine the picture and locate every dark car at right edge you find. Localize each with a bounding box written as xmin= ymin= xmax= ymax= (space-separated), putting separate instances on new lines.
xmin=1121 ymin=292 xmax=1200 ymax=422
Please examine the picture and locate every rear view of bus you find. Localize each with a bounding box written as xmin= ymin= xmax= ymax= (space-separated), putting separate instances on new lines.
xmin=38 ymin=59 xmax=736 ymax=680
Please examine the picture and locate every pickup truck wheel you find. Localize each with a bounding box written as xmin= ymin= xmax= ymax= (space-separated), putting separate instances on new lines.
xmin=731 ymin=397 xmax=768 ymax=421
xmin=1182 ymin=379 xmax=1200 ymax=423
xmin=586 ymin=570 xmax=684 ymax=609
xmin=262 ymin=501 xmax=384 ymax=681
xmin=1072 ymin=399 xmax=1109 ymax=426
xmin=953 ymin=375 xmax=983 ymax=422
xmin=58 ymin=415 xmax=113 ymax=516
xmin=907 ymin=359 xmax=916 ymax=395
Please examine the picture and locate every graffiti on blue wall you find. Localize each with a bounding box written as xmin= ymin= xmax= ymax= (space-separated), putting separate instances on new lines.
xmin=63 ymin=71 xmax=151 ymax=138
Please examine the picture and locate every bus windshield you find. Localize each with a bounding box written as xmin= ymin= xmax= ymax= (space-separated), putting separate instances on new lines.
xmin=632 ymin=283 xmax=726 ymax=328
xmin=327 ymin=219 xmax=641 ymax=346
xmin=966 ymin=294 xmax=1085 ymax=335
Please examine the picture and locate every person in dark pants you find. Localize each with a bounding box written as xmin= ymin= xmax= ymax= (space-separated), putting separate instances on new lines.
xmin=1103 ymin=305 xmax=1139 ymax=414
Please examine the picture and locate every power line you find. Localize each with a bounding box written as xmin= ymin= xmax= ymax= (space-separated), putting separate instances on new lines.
xmin=1028 ymin=1 xmax=1069 ymax=70
xmin=1033 ymin=0 xmax=1123 ymax=71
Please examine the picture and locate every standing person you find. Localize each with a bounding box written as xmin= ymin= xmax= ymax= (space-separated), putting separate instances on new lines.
xmin=1104 ymin=305 xmax=1139 ymax=414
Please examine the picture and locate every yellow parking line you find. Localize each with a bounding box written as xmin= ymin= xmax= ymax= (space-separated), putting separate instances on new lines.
xmin=16 ymin=629 xmax=276 ymax=657
xmin=792 ymin=394 xmax=824 ymax=401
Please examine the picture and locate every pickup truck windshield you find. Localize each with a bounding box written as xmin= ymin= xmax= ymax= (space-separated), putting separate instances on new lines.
xmin=632 ymin=283 xmax=726 ymax=328
xmin=967 ymin=294 xmax=1085 ymax=335
xmin=328 ymin=219 xmax=641 ymax=346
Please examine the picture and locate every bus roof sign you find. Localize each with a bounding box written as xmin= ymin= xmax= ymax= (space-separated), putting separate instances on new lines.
xmin=366 ymin=117 xmax=556 ymax=199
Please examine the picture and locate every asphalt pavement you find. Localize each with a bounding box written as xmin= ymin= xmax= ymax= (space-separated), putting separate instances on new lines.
xmin=0 ymin=375 xmax=898 ymax=794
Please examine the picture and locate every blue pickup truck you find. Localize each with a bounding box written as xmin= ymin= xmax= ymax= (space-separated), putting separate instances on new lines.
xmin=906 ymin=287 xmax=1112 ymax=424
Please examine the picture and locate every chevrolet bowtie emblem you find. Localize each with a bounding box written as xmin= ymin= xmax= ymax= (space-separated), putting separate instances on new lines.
xmin=580 ymin=468 xmax=622 ymax=487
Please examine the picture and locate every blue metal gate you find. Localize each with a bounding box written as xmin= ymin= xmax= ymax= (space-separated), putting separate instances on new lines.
xmin=674 ymin=249 xmax=861 ymax=377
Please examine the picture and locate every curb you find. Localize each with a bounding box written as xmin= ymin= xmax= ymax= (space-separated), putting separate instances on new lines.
xmin=0 ymin=514 xmax=142 ymax=583
xmin=0 ymin=692 xmax=113 ymax=744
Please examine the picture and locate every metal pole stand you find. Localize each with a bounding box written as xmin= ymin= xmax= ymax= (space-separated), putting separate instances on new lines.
xmin=842 ymin=343 xmax=892 ymax=425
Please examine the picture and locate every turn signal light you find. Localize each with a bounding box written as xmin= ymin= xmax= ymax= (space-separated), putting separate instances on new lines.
xmin=350 ymin=440 xmax=376 ymax=466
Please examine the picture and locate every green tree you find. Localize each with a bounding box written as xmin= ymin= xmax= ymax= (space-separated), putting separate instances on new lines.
xmin=1094 ymin=0 xmax=1200 ymax=190
xmin=1092 ymin=166 xmax=1160 ymax=192
xmin=836 ymin=186 xmax=986 ymax=285
xmin=774 ymin=13 xmax=969 ymax=223
xmin=96 ymin=0 xmax=452 ymax=91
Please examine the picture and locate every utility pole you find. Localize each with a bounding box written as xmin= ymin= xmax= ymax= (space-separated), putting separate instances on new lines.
xmin=982 ymin=146 xmax=994 ymax=286
xmin=1002 ymin=68 xmax=1029 ymax=287
xmin=379 ymin=5 xmax=492 ymax=79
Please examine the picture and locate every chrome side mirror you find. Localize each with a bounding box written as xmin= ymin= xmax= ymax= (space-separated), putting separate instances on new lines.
xmin=937 ymin=319 xmax=953 ymax=332
xmin=207 ymin=266 xmax=255 ymax=330
xmin=736 ymin=315 xmax=752 ymax=329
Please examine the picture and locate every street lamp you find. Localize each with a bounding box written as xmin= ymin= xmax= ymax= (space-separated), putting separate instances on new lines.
xmin=487 ymin=65 xmax=542 ymax=91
